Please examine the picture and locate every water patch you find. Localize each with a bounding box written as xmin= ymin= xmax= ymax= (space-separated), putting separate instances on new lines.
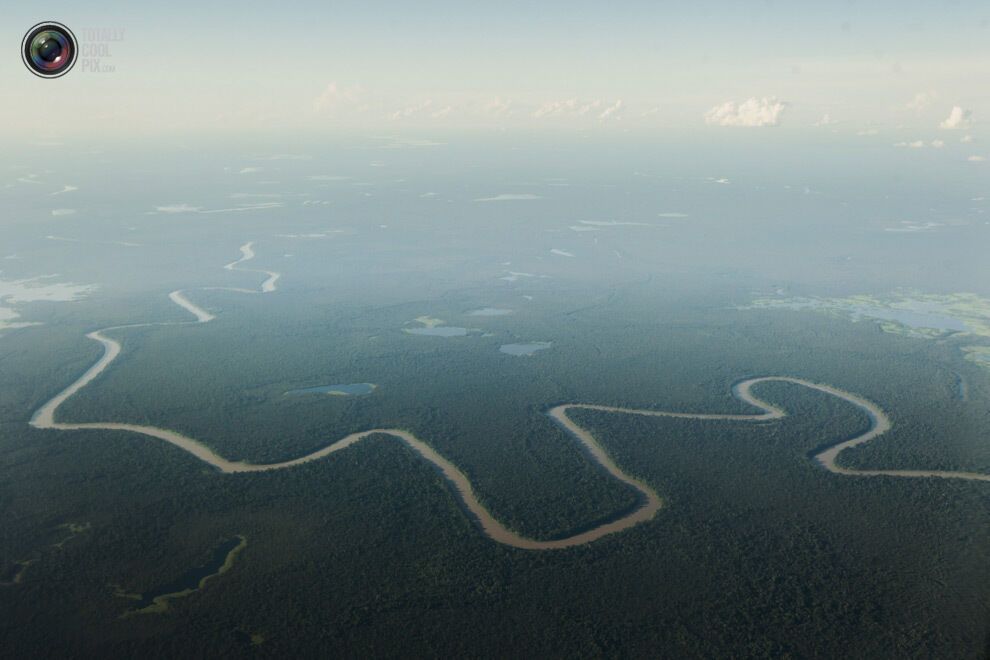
xmin=885 ymin=221 xmax=943 ymax=233
xmin=847 ymin=304 xmax=968 ymax=333
xmin=1 ymin=521 xmax=91 ymax=586
xmin=500 ymin=342 xmax=552 ymax=356
xmin=0 ymin=275 xmax=96 ymax=335
xmin=404 ymin=315 xmax=471 ymax=337
xmin=118 ymin=536 xmax=246 ymax=615
xmin=579 ymin=220 xmax=652 ymax=227
xmin=52 ymin=522 xmax=92 ymax=548
xmin=499 ymin=271 xmax=538 ymax=282
xmin=744 ymin=292 xmax=990 ymax=371
xmin=468 ymin=308 xmax=513 ymax=317
xmin=743 ymin=292 xmax=990 ymax=339
xmin=474 ymin=193 xmax=542 ymax=202
xmin=1 ymin=560 xmax=35 ymax=586
xmin=234 ymin=630 xmax=266 ymax=647
xmin=406 ymin=326 xmax=470 ymax=337
xmin=287 ymin=383 xmax=377 ymax=396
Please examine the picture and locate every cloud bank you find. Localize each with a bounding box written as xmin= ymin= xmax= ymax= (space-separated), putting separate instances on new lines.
xmin=939 ymin=106 xmax=972 ymax=130
xmin=705 ymin=97 xmax=786 ymax=127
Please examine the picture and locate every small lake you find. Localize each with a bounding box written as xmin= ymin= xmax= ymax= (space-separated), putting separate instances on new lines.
xmin=468 ymin=308 xmax=514 ymax=316
xmin=848 ymin=304 xmax=969 ymax=333
xmin=755 ymin=297 xmax=972 ymax=334
xmin=286 ymin=383 xmax=377 ymax=396
xmin=500 ymin=342 xmax=552 ymax=356
xmin=405 ymin=326 xmax=470 ymax=337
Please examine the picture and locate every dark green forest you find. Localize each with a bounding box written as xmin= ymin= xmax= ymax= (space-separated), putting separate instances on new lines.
xmin=2 ymin=283 xmax=990 ymax=657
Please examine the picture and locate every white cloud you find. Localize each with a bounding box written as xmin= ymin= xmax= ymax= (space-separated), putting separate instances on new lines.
xmin=550 ymin=248 xmax=575 ymax=257
xmin=893 ymin=139 xmax=951 ymax=149
xmin=532 ymin=98 xmax=620 ymax=120
xmin=485 ymin=97 xmax=514 ymax=117
xmin=599 ymin=100 xmax=624 ymax=121
xmin=704 ymin=97 xmax=786 ymax=127
xmin=961 ymin=134 xmax=975 ymax=144
xmin=906 ymin=91 xmax=936 ymax=112
xmin=50 ymin=185 xmax=78 ymax=196
xmin=534 ymin=98 xmax=578 ymax=118
xmin=939 ymin=106 xmax=972 ymax=130
xmin=374 ymin=137 xmax=445 ymax=148
xmin=431 ymin=105 xmax=453 ymax=119
xmin=576 ymin=100 xmax=602 ymax=116
xmin=239 ymin=167 xmax=262 ymax=174
xmin=312 ymin=82 xmax=362 ymax=113
xmin=814 ymin=114 xmax=838 ymax=127
xmin=390 ymin=100 xmax=433 ymax=121
xmin=856 ymin=128 xmax=879 ymax=136
xmin=51 ymin=208 xmax=76 ymax=216
xmin=968 ymin=155 xmax=987 ymax=162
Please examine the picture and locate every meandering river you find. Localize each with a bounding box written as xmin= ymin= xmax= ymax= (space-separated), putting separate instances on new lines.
xmin=29 ymin=243 xmax=990 ymax=552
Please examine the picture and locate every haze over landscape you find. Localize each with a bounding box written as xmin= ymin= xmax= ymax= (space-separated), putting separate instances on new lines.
xmin=2 ymin=2 xmax=990 ymax=657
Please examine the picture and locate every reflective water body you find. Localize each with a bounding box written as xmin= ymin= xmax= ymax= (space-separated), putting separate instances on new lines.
xmin=405 ymin=326 xmax=470 ymax=337
xmin=286 ymin=383 xmax=377 ymax=396
xmin=130 ymin=536 xmax=246 ymax=613
xmin=499 ymin=342 xmax=552 ymax=356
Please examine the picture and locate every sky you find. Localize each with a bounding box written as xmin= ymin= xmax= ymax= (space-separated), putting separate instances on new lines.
xmin=1 ymin=1 xmax=989 ymax=140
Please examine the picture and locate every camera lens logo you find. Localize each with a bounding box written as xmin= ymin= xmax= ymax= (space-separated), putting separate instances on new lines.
xmin=22 ymin=22 xmax=77 ymax=78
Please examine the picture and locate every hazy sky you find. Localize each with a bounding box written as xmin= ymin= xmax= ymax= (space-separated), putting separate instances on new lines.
xmin=2 ymin=1 xmax=989 ymax=139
